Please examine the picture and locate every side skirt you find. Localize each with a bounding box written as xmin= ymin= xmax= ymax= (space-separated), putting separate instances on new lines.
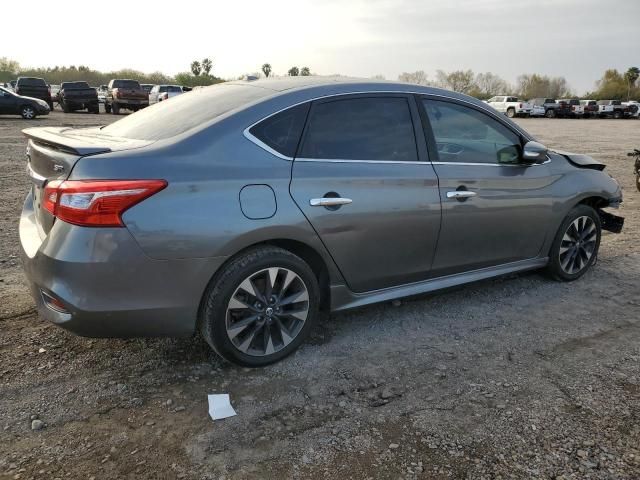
xmin=329 ymin=257 xmax=549 ymax=311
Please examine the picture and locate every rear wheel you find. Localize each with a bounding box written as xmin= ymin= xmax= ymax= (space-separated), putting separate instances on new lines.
xmin=89 ymin=104 xmax=99 ymax=114
xmin=104 ymin=102 xmax=112 ymax=113
xmin=545 ymin=109 xmax=555 ymax=118
xmin=61 ymin=101 xmax=71 ymax=113
xmin=506 ymin=108 xmax=515 ymax=118
xmin=112 ymin=102 xmax=120 ymax=114
xmin=613 ymin=110 xmax=622 ymax=119
xmin=547 ymin=205 xmax=601 ymax=281
xmin=199 ymin=246 xmax=320 ymax=367
xmin=20 ymin=105 xmax=36 ymax=119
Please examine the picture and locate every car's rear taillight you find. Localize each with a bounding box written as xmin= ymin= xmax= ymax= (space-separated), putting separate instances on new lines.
xmin=43 ymin=179 xmax=167 ymax=227
xmin=519 ymin=103 xmax=523 ymax=108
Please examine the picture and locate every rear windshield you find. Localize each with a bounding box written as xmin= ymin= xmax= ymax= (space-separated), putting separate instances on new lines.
xmin=567 ymin=99 xmax=580 ymax=105
xmin=17 ymin=77 xmax=47 ymax=87
xmin=112 ymin=80 xmax=141 ymax=89
xmin=101 ymin=84 xmax=273 ymax=141
xmin=62 ymin=81 xmax=90 ymax=89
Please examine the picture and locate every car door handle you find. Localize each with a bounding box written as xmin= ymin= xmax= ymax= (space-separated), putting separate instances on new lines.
xmin=310 ymin=197 xmax=353 ymax=207
xmin=446 ymin=191 xmax=477 ymax=199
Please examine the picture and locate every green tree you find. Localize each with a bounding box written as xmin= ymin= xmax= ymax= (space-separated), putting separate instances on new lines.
xmin=201 ymin=58 xmax=213 ymax=76
xmin=261 ymin=63 xmax=272 ymax=77
xmin=624 ymin=67 xmax=640 ymax=101
xmin=190 ymin=61 xmax=202 ymax=76
xmin=300 ymin=67 xmax=311 ymax=76
xmin=288 ymin=66 xmax=299 ymax=76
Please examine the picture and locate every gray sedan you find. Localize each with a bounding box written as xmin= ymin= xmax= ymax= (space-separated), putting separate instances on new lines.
xmin=19 ymin=77 xmax=624 ymax=366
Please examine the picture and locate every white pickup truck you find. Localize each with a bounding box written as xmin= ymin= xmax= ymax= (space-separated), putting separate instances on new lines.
xmin=485 ymin=96 xmax=532 ymax=118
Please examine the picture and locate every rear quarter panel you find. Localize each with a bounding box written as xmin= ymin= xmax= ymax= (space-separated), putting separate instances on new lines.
xmin=69 ymin=109 xmax=345 ymax=284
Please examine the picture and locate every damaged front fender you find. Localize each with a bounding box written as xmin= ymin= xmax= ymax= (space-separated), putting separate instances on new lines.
xmin=598 ymin=209 xmax=624 ymax=233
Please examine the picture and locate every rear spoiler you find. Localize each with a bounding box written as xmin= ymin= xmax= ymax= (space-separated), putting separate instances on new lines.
xmin=22 ymin=127 xmax=113 ymax=156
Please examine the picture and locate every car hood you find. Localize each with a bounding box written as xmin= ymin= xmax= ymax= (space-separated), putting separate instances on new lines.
xmin=551 ymin=149 xmax=606 ymax=171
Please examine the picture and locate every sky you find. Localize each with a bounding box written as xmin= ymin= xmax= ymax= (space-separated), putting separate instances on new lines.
xmin=3 ymin=0 xmax=638 ymax=94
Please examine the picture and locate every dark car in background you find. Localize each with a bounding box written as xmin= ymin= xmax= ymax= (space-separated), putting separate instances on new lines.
xmin=19 ymin=78 xmax=623 ymax=366
xmin=580 ymin=99 xmax=599 ymax=118
xmin=104 ymin=79 xmax=149 ymax=114
xmin=15 ymin=77 xmax=53 ymax=109
xmin=58 ymin=81 xmax=99 ymax=113
xmin=0 ymin=86 xmax=50 ymax=119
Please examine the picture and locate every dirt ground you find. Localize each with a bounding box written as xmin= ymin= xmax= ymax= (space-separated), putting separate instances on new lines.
xmin=1 ymin=110 xmax=639 ymax=480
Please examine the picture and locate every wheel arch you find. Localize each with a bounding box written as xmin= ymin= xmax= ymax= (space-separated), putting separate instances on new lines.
xmin=197 ymin=238 xmax=333 ymax=321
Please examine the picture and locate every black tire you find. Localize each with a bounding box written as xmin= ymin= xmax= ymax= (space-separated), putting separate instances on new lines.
xmin=48 ymin=101 xmax=54 ymax=110
xmin=545 ymin=109 xmax=555 ymax=118
xmin=20 ymin=105 xmax=36 ymax=119
xmin=89 ymin=104 xmax=99 ymax=114
xmin=112 ymin=102 xmax=120 ymax=114
xmin=547 ymin=205 xmax=601 ymax=281
xmin=613 ymin=110 xmax=622 ymax=119
xmin=61 ymin=101 xmax=71 ymax=113
xmin=635 ymin=173 xmax=640 ymax=192
xmin=104 ymin=103 xmax=112 ymax=113
xmin=506 ymin=108 xmax=515 ymax=118
xmin=199 ymin=246 xmax=320 ymax=367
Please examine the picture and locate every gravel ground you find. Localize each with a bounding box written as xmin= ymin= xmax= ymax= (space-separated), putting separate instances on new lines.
xmin=1 ymin=111 xmax=639 ymax=480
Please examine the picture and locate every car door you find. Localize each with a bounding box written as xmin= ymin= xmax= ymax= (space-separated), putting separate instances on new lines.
xmin=419 ymin=96 xmax=553 ymax=276
xmin=290 ymin=94 xmax=442 ymax=293
xmin=493 ymin=96 xmax=506 ymax=113
xmin=0 ymin=89 xmax=17 ymax=114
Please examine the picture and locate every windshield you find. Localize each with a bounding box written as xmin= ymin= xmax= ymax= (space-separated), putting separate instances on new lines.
xmin=101 ymin=83 xmax=274 ymax=140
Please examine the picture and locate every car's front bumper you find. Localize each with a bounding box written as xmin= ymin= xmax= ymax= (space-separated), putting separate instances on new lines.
xmin=19 ymin=192 xmax=227 ymax=338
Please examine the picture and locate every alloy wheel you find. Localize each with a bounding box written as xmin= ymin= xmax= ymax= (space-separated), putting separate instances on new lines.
xmin=226 ymin=267 xmax=309 ymax=356
xmin=22 ymin=107 xmax=34 ymax=119
xmin=559 ymin=216 xmax=597 ymax=275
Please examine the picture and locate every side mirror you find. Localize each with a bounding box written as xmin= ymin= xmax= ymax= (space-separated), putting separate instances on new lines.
xmin=522 ymin=141 xmax=548 ymax=164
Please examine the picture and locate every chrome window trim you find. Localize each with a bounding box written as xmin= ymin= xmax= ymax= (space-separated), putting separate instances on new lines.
xmin=295 ymin=158 xmax=428 ymax=165
xmin=242 ymin=90 xmax=533 ymax=161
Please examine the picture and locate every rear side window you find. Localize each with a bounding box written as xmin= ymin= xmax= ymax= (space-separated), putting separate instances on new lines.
xmin=249 ymin=103 xmax=310 ymax=158
xmin=299 ymin=97 xmax=418 ymax=161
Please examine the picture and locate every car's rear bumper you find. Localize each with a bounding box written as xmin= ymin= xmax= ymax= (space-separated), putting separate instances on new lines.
xmin=113 ymin=98 xmax=149 ymax=106
xmin=19 ymin=192 xmax=227 ymax=338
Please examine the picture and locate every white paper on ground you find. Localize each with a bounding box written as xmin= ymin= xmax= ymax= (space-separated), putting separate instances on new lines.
xmin=208 ymin=394 xmax=237 ymax=420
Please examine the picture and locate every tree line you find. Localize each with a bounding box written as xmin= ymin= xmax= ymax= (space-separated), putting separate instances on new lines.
xmin=396 ymin=67 xmax=640 ymax=101
xmin=0 ymin=57 xmax=223 ymax=88
xmin=2 ymin=56 xmax=638 ymax=101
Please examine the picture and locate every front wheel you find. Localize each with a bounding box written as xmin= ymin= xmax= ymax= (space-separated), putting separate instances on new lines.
xmin=199 ymin=246 xmax=320 ymax=367
xmin=545 ymin=109 xmax=556 ymax=118
xmin=547 ymin=205 xmax=601 ymax=281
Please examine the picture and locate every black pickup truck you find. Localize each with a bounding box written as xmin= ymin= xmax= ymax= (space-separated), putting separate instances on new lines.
xmin=58 ymin=81 xmax=100 ymax=113
xmin=529 ymin=98 xmax=572 ymax=118
xmin=14 ymin=77 xmax=53 ymax=109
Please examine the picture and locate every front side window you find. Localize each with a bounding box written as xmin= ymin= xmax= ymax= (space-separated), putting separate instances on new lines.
xmin=299 ymin=96 xmax=418 ymax=161
xmin=423 ymin=99 xmax=522 ymax=165
xmin=249 ymin=103 xmax=310 ymax=158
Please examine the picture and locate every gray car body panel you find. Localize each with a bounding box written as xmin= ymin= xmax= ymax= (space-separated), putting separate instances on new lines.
xmin=19 ymin=77 xmax=623 ymax=337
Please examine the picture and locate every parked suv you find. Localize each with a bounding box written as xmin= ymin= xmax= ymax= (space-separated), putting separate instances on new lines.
xmin=485 ymin=96 xmax=532 ymax=118
xmin=58 ymin=81 xmax=99 ymax=113
xmin=15 ymin=77 xmax=53 ymax=109
xmin=529 ymin=98 xmax=571 ymax=118
xmin=104 ymin=79 xmax=149 ymax=114
xmin=19 ymin=78 xmax=624 ymax=366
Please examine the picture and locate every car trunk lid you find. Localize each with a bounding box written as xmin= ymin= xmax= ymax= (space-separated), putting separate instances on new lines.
xmin=23 ymin=126 xmax=153 ymax=235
